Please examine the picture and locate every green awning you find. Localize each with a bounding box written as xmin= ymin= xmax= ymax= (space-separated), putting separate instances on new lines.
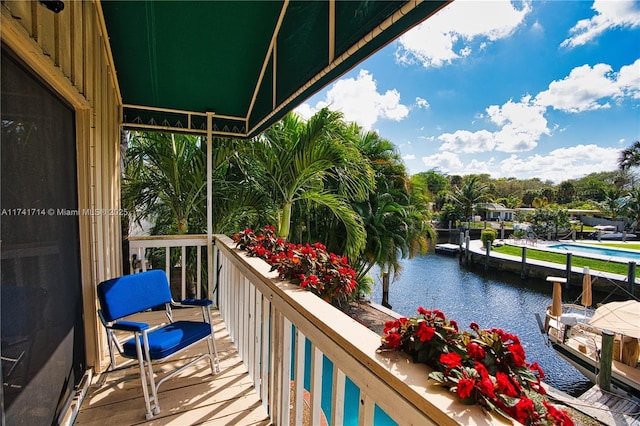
xmin=100 ymin=0 xmax=449 ymax=138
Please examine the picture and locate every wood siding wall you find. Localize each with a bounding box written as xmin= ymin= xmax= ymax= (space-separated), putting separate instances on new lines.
xmin=1 ymin=0 xmax=123 ymax=368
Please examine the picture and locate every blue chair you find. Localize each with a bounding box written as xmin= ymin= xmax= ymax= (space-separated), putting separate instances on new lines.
xmin=97 ymin=270 xmax=219 ymax=419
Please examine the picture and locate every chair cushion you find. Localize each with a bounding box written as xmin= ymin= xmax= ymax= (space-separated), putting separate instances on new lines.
xmin=98 ymin=270 xmax=172 ymax=322
xmin=123 ymin=321 xmax=212 ymax=360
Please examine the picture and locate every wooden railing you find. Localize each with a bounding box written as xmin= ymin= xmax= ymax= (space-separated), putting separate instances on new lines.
xmin=128 ymin=235 xmax=209 ymax=301
xmin=128 ymin=234 xmax=510 ymax=424
xmin=213 ymin=234 xmax=506 ymax=426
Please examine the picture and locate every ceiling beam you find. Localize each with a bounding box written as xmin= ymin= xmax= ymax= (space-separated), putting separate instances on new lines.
xmin=246 ymin=0 xmax=289 ymax=126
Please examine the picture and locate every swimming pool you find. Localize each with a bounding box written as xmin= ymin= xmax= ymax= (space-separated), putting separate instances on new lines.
xmin=547 ymin=243 xmax=640 ymax=262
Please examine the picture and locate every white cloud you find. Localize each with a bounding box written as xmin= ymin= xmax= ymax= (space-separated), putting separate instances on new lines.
xmin=421 ymin=151 xmax=464 ymax=173
xmin=295 ymin=103 xmax=317 ymax=120
xmin=488 ymin=96 xmax=549 ymax=152
xmin=396 ymin=1 xmax=531 ymax=68
xmin=561 ymin=0 xmax=640 ymax=48
xmin=534 ymin=61 xmax=640 ymax=112
xmin=438 ymin=129 xmax=496 ymax=153
xmin=437 ymin=96 xmax=548 ymax=154
xmin=295 ymin=69 xmax=408 ymax=130
xmin=498 ymin=145 xmax=621 ymax=182
xmin=415 ymin=97 xmax=430 ymax=109
xmin=432 ymin=60 xmax=638 ymax=156
xmin=402 ymin=154 xmax=416 ymax=161
xmin=617 ymin=58 xmax=640 ymax=99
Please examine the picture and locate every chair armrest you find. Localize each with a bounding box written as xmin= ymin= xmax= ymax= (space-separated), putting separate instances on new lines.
xmin=109 ymin=321 xmax=150 ymax=332
xmin=177 ymin=299 xmax=213 ymax=307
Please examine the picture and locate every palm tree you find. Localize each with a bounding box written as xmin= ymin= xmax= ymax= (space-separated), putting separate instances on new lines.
xmin=122 ymin=132 xmax=267 ymax=235
xmin=250 ymin=108 xmax=374 ymax=259
xmin=619 ymin=140 xmax=640 ymax=170
xmin=450 ymin=175 xmax=489 ymax=222
xmin=600 ymin=188 xmax=624 ymax=221
xmin=623 ymin=186 xmax=640 ymax=231
xmin=350 ymin=128 xmax=434 ymax=308
xmin=123 ymin=132 xmax=207 ymax=235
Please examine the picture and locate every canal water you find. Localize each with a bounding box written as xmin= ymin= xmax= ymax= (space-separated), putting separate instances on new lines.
xmin=370 ymin=252 xmax=597 ymax=396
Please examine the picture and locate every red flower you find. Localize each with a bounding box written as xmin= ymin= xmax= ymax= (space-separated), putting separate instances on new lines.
xmin=474 ymin=362 xmax=489 ymax=379
xmin=514 ymin=397 xmax=535 ymax=423
xmin=544 ymin=402 xmax=574 ymax=426
xmin=529 ymin=362 xmax=545 ymax=379
xmin=508 ymin=342 xmax=527 ymax=367
xmin=384 ymin=333 xmax=402 ymax=349
xmin=467 ymin=342 xmax=485 ymax=361
xmin=383 ymin=321 xmax=396 ymax=334
xmin=433 ymin=310 xmax=446 ymax=320
xmin=439 ymin=352 xmax=462 ymax=368
xmin=469 ymin=321 xmax=480 ymax=331
xmin=417 ymin=306 xmax=430 ymax=315
xmin=496 ymin=372 xmax=519 ymax=397
xmin=478 ymin=376 xmax=495 ymax=398
xmin=416 ymin=322 xmax=436 ymax=342
xmin=457 ymin=377 xmax=475 ymax=399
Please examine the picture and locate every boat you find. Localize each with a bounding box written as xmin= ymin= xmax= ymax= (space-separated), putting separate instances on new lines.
xmin=541 ymin=281 xmax=640 ymax=399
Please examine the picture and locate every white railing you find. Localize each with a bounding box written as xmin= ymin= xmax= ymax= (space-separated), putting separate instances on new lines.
xmin=128 ymin=234 xmax=510 ymax=424
xmin=213 ymin=234 xmax=505 ymax=426
xmin=128 ymin=235 xmax=209 ymax=301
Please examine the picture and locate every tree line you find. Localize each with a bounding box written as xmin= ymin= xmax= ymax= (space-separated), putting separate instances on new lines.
xmin=121 ymin=107 xmax=639 ymax=306
xmin=419 ymin=141 xmax=640 ymax=232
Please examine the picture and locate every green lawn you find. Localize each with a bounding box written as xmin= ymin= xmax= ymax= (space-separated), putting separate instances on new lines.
xmin=579 ymin=242 xmax=640 ymax=250
xmin=492 ymin=245 xmax=631 ymax=275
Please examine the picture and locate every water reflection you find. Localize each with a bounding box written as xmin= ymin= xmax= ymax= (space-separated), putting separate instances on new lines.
xmin=370 ymin=252 xmax=596 ymax=396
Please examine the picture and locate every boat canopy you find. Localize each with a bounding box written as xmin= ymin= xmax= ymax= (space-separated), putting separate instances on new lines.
xmin=588 ymin=300 xmax=640 ymax=339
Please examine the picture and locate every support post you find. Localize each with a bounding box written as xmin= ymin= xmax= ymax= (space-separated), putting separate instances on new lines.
xmin=628 ymin=262 xmax=637 ymax=296
xmin=566 ymin=252 xmax=572 ymax=286
xmin=465 ymin=236 xmax=470 ymax=264
xmin=484 ymin=240 xmax=491 ymax=271
xmin=599 ymin=330 xmax=614 ymax=392
xmin=459 ymin=231 xmax=464 ymax=263
xmin=521 ymin=246 xmax=527 ymax=279
xmin=206 ymin=113 xmax=214 ymax=304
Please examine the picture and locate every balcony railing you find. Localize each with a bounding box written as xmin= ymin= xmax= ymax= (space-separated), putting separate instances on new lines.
xmin=128 ymin=234 xmax=509 ymax=425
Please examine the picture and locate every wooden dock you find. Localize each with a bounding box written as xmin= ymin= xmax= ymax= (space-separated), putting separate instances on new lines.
xmin=576 ymin=386 xmax=640 ymax=426
xmin=434 ymin=243 xmax=461 ymax=255
xmin=546 ymin=384 xmax=640 ymax=426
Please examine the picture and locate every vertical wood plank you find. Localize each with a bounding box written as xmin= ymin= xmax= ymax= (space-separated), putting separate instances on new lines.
xmin=294 ymin=329 xmax=306 ymax=426
xmin=310 ymin=345 xmax=324 ymax=426
xmin=260 ymin=296 xmax=270 ymax=410
xmin=70 ymin=0 xmax=83 ymax=88
xmin=269 ymin=309 xmax=281 ymax=423
xmin=358 ymin=393 xmax=375 ymax=426
xmin=57 ymin=4 xmax=72 ymax=74
xmin=181 ymin=245 xmax=187 ymax=299
xmin=331 ymin=368 xmax=346 ymax=426
xmin=247 ymin=283 xmax=256 ymax=381
xmin=4 ymin=1 xmax=34 ymax=37
xmin=196 ymin=245 xmax=202 ymax=299
xmin=280 ymin=318 xmax=292 ymax=426
xmin=36 ymin=2 xmax=55 ymax=59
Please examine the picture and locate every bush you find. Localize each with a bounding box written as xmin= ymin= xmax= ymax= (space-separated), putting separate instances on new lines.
xmin=481 ymin=229 xmax=498 ymax=246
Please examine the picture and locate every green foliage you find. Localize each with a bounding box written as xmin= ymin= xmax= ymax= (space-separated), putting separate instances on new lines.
xmin=527 ymin=207 xmax=570 ymax=239
xmin=439 ymin=202 xmax=463 ymax=226
xmin=619 ymin=140 xmax=640 ymax=170
xmin=480 ymin=229 xmax=497 ymax=246
xmin=450 ymin=175 xmax=489 ymax=220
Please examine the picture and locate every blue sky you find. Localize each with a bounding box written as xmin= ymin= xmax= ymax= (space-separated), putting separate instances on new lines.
xmin=296 ymin=0 xmax=640 ymax=183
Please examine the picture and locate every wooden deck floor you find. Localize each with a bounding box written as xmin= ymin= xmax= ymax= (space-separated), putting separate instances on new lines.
xmin=577 ymin=386 xmax=640 ymax=426
xmin=75 ymin=309 xmax=270 ymax=426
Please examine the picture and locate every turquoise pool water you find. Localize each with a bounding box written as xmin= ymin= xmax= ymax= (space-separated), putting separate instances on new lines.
xmin=548 ymin=243 xmax=640 ymax=262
